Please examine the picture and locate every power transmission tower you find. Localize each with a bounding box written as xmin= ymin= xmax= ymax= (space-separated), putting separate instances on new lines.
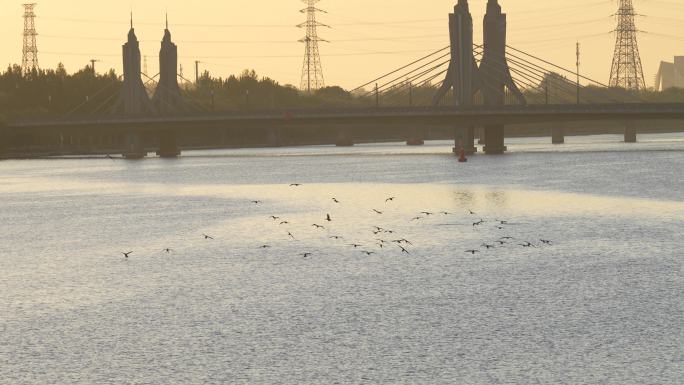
xmin=609 ymin=0 xmax=645 ymax=90
xmin=298 ymin=0 xmax=328 ymax=92
xmin=21 ymin=3 xmax=40 ymax=75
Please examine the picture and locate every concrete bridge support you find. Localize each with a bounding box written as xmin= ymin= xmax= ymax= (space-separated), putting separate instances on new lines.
xmin=483 ymin=125 xmax=507 ymax=155
xmin=552 ymin=125 xmax=565 ymax=144
xmin=0 ymin=128 xmax=7 ymax=159
xmin=123 ymin=131 xmax=146 ymax=159
xmin=407 ymin=127 xmax=425 ymax=146
xmin=624 ymin=123 xmax=637 ymax=143
xmin=453 ymin=126 xmax=477 ymax=155
xmin=156 ymin=130 xmax=181 ymax=158
xmin=335 ymin=129 xmax=354 ymax=147
xmin=266 ymin=128 xmax=281 ymax=148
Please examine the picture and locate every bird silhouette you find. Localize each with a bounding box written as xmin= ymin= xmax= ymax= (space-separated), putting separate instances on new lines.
xmin=398 ymin=246 xmax=410 ymax=254
xmin=420 ymin=212 xmax=434 ymax=216
xmin=361 ymin=251 xmax=375 ymax=256
xmin=121 ymin=251 xmax=133 ymax=258
xmin=288 ymin=232 xmax=296 ymax=240
xmin=465 ymin=250 xmax=480 ymax=254
xmin=325 ymin=214 xmax=332 ymax=222
xmin=259 ymin=245 xmax=271 ymax=249
xmin=412 ymin=217 xmax=423 ymax=221
xmin=440 ymin=212 xmax=452 ymax=215
xmin=106 ymin=154 xmax=116 ymax=161
xmin=473 ymin=220 xmax=485 ymax=227
xmin=163 ymin=248 xmax=173 ymax=253
xmin=482 ymin=244 xmax=495 ymax=250
xmin=301 ymin=252 xmax=312 ymax=258
xmin=395 ymin=238 xmax=413 ymax=246
xmin=312 ymin=224 xmax=325 ymax=229
xmin=519 ymin=242 xmax=536 ymax=248
xmin=350 ymin=244 xmax=362 ymax=248
xmin=290 ymin=184 xmax=302 ymax=187
xmin=279 ymin=221 xmax=290 ymax=225
xmin=386 ymin=197 xmax=396 ymax=202
xmin=330 ymin=236 xmax=344 ymax=240
xmin=270 ymin=216 xmax=280 ymax=220
xmin=332 ymin=198 xmax=340 ymax=203
xmin=203 ymin=234 xmax=214 ymax=240
xmin=468 ymin=210 xmax=476 ymax=215
xmin=252 ymin=200 xmax=262 ymax=204
xmin=372 ymin=226 xmax=384 ymax=232
xmin=372 ymin=209 xmax=383 ymax=215
xmin=540 ymin=239 xmax=553 ymax=245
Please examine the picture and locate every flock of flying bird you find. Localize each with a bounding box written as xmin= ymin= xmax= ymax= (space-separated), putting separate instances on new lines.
xmin=119 ymin=184 xmax=554 ymax=260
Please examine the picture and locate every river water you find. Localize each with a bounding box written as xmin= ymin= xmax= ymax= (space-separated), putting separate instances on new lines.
xmin=1 ymin=134 xmax=683 ymax=384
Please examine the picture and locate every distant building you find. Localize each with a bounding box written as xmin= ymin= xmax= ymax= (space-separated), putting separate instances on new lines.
xmin=655 ymin=57 xmax=684 ymax=91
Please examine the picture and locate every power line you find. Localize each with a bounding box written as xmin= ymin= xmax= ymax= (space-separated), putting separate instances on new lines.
xmin=38 ymin=33 xmax=446 ymax=44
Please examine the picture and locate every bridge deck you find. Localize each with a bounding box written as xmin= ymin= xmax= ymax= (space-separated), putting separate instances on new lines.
xmin=8 ymin=104 xmax=684 ymax=131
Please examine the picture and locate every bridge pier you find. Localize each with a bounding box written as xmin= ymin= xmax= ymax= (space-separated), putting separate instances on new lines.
xmin=0 ymin=128 xmax=7 ymax=159
xmin=406 ymin=127 xmax=425 ymax=146
xmin=335 ymin=129 xmax=354 ymax=147
xmin=483 ymin=125 xmax=507 ymax=155
xmin=266 ymin=128 xmax=281 ymax=147
xmin=552 ymin=125 xmax=565 ymax=144
xmin=453 ymin=126 xmax=477 ymax=155
xmin=156 ymin=130 xmax=181 ymax=158
xmin=477 ymin=127 xmax=486 ymax=145
xmin=123 ymin=131 xmax=146 ymax=160
xmin=624 ymin=123 xmax=637 ymax=143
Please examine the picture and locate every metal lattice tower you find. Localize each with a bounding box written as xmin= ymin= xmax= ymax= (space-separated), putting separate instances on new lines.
xmin=609 ymin=0 xmax=645 ymax=90
xmin=21 ymin=3 xmax=40 ymax=75
xmin=298 ymin=0 xmax=327 ymax=92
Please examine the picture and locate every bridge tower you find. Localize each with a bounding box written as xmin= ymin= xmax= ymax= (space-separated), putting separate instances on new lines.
xmin=433 ymin=0 xmax=481 ymax=154
xmin=479 ymin=0 xmax=526 ymax=154
xmin=114 ymin=15 xmax=156 ymax=159
xmin=153 ymin=16 xmax=185 ymax=114
xmin=152 ymin=15 xmax=184 ymax=158
xmin=115 ymin=16 xmax=155 ymax=116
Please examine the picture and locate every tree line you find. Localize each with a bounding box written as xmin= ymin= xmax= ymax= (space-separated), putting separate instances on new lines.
xmin=2 ymin=64 xmax=684 ymax=124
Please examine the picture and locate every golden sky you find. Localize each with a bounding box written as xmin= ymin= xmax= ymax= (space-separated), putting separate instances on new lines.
xmin=1 ymin=0 xmax=683 ymax=89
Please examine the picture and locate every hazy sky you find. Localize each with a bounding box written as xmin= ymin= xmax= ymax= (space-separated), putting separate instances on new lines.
xmin=1 ymin=0 xmax=683 ymax=89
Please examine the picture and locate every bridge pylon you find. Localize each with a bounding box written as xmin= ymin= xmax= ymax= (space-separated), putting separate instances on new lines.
xmin=153 ymin=17 xmax=187 ymax=115
xmin=112 ymin=17 xmax=156 ymax=116
xmin=479 ymin=0 xmax=525 ymax=154
xmin=433 ymin=0 xmax=481 ymax=154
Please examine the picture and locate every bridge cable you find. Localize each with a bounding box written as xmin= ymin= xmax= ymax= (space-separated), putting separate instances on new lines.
xmin=350 ymin=46 xmax=450 ymax=93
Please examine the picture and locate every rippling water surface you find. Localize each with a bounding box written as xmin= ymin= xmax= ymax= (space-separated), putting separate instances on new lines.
xmin=1 ymin=134 xmax=683 ymax=384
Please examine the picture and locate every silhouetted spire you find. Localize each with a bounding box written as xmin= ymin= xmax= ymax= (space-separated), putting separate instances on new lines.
xmin=487 ymin=0 xmax=502 ymax=14
xmin=455 ymin=0 xmax=470 ymax=13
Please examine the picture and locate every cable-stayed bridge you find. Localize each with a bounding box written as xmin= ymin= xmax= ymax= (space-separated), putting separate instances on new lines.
xmin=3 ymin=0 xmax=684 ymax=159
